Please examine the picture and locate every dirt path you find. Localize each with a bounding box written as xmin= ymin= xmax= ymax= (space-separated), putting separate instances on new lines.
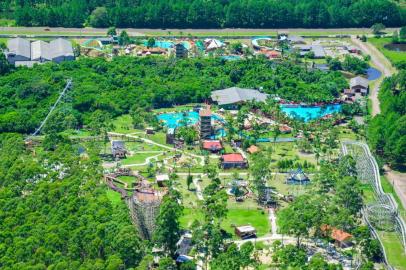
xmin=350 ymin=36 xmax=396 ymax=116
xmin=384 ymin=166 xmax=406 ymax=210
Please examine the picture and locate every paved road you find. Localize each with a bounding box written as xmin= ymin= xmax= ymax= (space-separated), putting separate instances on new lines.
xmin=351 ymin=36 xmax=396 ymax=116
xmin=0 ymin=26 xmax=399 ymax=37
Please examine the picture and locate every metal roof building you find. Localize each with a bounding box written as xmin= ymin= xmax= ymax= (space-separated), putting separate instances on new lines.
xmin=49 ymin=38 xmax=75 ymax=63
xmin=6 ymin=37 xmax=74 ymax=66
xmin=31 ymin=40 xmax=51 ymax=62
xmin=350 ymin=76 xmax=369 ymax=89
xmin=6 ymin=38 xmax=31 ymax=64
xmin=211 ymin=87 xmax=268 ymax=107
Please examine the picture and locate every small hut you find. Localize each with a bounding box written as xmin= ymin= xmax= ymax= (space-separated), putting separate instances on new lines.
xmin=235 ymin=225 xmax=256 ymax=239
xmin=286 ymin=167 xmax=310 ymax=185
xmin=111 ymin=140 xmax=127 ymax=158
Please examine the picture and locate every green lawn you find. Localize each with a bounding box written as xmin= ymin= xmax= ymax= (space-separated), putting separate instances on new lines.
xmin=105 ymin=189 xmax=122 ymax=205
xmin=112 ymin=115 xmax=141 ymax=134
xmin=369 ymin=37 xmax=406 ymax=64
xmin=180 ymin=207 xmax=270 ymax=238
xmin=222 ymin=209 xmax=270 ymax=237
xmin=360 ymin=183 xmax=376 ymax=204
xmin=379 ymin=231 xmax=406 ymax=270
xmin=121 ymin=152 xmax=161 ymax=165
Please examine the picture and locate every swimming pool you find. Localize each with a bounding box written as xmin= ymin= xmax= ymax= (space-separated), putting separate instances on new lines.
xmin=280 ymin=104 xmax=342 ymax=122
xmin=157 ymin=111 xmax=224 ymax=129
xmin=221 ymin=55 xmax=242 ymax=61
xmin=143 ymin=40 xmax=191 ymax=50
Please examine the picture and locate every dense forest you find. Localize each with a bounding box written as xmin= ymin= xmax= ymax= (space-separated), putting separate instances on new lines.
xmin=367 ymin=69 xmax=406 ymax=167
xmin=0 ymin=133 xmax=144 ymax=269
xmin=3 ymin=0 xmax=405 ymax=28
xmin=0 ymin=57 xmax=347 ymax=134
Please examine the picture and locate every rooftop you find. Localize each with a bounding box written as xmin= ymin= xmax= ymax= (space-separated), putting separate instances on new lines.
xmin=235 ymin=225 xmax=256 ymax=233
xmin=211 ymin=87 xmax=268 ymax=105
xmin=202 ymin=140 xmax=223 ymax=150
xmin=222 ymin=153 xmax=245 ymax=163
xmin=350 ymin=76 xmax=369 ymax=88
xmin=247 ymin=145 xmax=260 ymax=154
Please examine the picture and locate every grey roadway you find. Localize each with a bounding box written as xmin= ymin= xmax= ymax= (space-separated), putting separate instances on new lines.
xmin=0 ymin=26 xmax=400 ymax=37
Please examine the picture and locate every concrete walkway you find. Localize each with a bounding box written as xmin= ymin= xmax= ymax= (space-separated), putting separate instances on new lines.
xmin=269 ymin=208 xmax=280 ymax=237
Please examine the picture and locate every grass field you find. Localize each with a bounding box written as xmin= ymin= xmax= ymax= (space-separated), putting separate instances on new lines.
xmin=180 ymin=207 xmax=270 ymax=238
xmin=379 ymin=231 xmax=406 ymax=270
xmin=369 ymin=37 xmax=406 ymax=64
xmin=106 ymin=189 xmax=122 ymax=205
xmin=121 ymin=152 xmax=161 ymax=165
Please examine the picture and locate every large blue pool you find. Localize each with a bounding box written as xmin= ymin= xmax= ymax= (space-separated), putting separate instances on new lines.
xmin=280 ymin=104 xmax=342 ymax=122
xmin=143 ymin=40 xmax=191 ymax=50
xmin=157 ymin=111 xmax=224 ymax=129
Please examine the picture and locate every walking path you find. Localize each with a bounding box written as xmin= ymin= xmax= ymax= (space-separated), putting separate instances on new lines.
xmin=108 ymin=132 xmax=206 ymax=166
xmin=269 ymin=208 xmax=280 ymax=237
xmin=384 ymin=165 xmax=406 ymax=211
xmin=122 ymin=153 xmax=163 ymax=167
xmin=193 ymin=178 xmax=204 ymax=201
xmin=350 ymin=36 xmax=395 ymax=116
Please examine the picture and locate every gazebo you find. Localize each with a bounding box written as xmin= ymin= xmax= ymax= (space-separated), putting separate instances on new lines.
xmin=286 ymin=167 xmax=310 ymax=185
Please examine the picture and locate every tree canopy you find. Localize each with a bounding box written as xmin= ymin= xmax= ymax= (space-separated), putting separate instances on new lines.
xmin=0 ymin=133 xmax=144 ymax=269
xmin=0 ymin=57 xmax=347 ymax=134
xmin=6 ymin=0 xmax=405 ymax=28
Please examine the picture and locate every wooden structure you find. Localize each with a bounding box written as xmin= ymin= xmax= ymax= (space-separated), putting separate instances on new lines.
xmin=111 ymin=140 xmax=127 ymax=158
xmin=155 ymin=174 xmax=169 ymax=187
xmin=247 ymin=145 xmax=260 ymax=154
xmin=175 ymin=43 xmax=188 ymax=58
xmin=199 ymin=107 xmax=212 ymax=140
xmin=235 ymin=225 xmax=256 ymax=239
xmin=286 ymin=167 xmax=310 ymax=185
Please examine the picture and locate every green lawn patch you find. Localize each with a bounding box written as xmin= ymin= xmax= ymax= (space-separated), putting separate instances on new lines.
xmin=369 ymin=37 xmax=406 ymax=64
xmin=181 ymin=207 xmax=270 ymax=238
xmin=379 ymin=231 xmax=406 ymax=270
xmin=222 ymin=209 xmax=270 ymax=237
xmin=106 ymin=189 xmax=122 ymax=205
xmin=121 ymin=152 xmax=160 ymax=165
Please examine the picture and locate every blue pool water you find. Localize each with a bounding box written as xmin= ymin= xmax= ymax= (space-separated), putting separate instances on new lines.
xmin=366 ymin=67 xmax=382 ymax=81
xmin=143 ymin=40 xmax=191 ymax=50
xmin=157 ymin=111 xmax=224 ymax=129
xmin=221 ymin=55 xmax=242 ymax=61
xmin=281 ymin=104 xmax=342 ymax=122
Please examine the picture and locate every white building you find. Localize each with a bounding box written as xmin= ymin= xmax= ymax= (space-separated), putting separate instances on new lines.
xmin=6 ymin=37 xmax=74 ymax=66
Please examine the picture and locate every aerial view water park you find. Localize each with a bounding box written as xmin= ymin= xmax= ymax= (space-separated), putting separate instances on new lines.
xmin=0 ymin=1 xmax=405 ymax=269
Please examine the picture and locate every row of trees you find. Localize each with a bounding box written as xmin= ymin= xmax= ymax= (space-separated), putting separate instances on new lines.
xmin=367 ymin=70 xmax=406 ymax=167
xmin=9 ymin=0 xmax=405 ymax=28
xmin=0 ymin=56 xmax=348 ymax=134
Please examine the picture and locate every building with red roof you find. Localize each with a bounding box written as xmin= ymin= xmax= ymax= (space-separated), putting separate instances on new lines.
xmin=247 ymin=145 xmax=260 ymax=154
xmin=321 ymin=225 xmax=353 ymax=248
xmin=279 ymin=124 xmax=292 ymax=134
xmin=220 ymin=153 xmax=248 ymax=169
xmin=202 ymin=140 xmax=223 ymax=153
